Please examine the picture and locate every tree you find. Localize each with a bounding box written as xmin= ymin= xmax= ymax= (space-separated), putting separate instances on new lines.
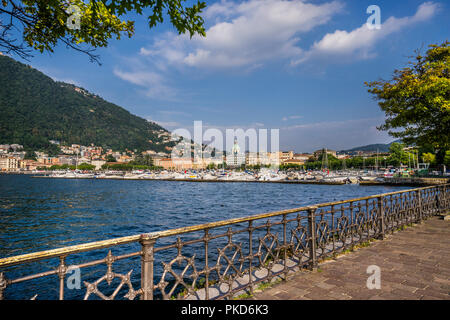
xmin=76 ymin=162 xmax=95 ymax=170
xmin=105 ymin=154 xmax=116 ymax=162
xmin=444 ymin=150 xmax=450 ymax=167
xmin=422 ymin=153 xmax=436 ymax=165
xmin=366 ymin=41 xmax=450 ymax=162
xmin=387 ymin=142 xmax=408 ymax=167
xmin=24 ymin=150 xmax=37 ymax=160
xmin=0 ymin=0 xmax=206 ymax=63
xmin=131 ymin=154 xmax=153 ymax=166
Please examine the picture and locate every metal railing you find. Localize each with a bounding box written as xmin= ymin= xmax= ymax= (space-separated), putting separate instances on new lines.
xmin=0 ymin=184 xmax=448 ymax=300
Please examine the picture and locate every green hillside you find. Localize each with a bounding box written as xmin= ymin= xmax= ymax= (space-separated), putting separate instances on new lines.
xmin=340 ymin=140 xmax=401 ymax=153
xmin=0 ymin=55 xmax=173 ymax=154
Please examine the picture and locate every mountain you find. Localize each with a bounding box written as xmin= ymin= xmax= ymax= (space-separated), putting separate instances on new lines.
xmin=340 ymin=140 xmax=402 ymax=153
xmin=0 ymin=55 xmax=174 ymax=154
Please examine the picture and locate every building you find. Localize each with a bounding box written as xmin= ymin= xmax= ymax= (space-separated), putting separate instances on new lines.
xmin=256 ymin=152 xmax=281 ymax=167
xmin=19 ymin=159 xmax=40 ymax=171
xmin=154 ymin=158 xmax=194 ymax=170
xmin=58 ymin=156 xmax=77 ymax=166
xmin=118 ymin=155 xmax=132 ymax=163
xmin=0 ymin=157 xmax=19 ymax=171
xmin=293 ymin=153 xmax=312 ymax=162
xmin=337 ymin=154 xmax=351 ymax=160
xmin=246 ymin=152 xmax=260 ymax=166
xmin=279 ymin=151 xmax=294 ymax=162
xmin=37 ymin=156 xmax=60 ymax=165
xmin=313 ymin=149 xmax=337 ymax=159
xmin=60 ymin=146 xmax=75 ymax=154
xmin=9 ymin=144 xmax=23 ymax=151
xmin=91 ymin=160 xmax=106 ymax=170
xmin=202 ymin=156 xmax=224 ymax=168
xmin=226 ymin=138 xmax=245 ymax=167
xmin=0 ymin=145 xmax=10 ymax=154
xmin=8 ymin=152 xmax=26 ymax=160
xmin=282 ymin=159 xmax=305 ymax=166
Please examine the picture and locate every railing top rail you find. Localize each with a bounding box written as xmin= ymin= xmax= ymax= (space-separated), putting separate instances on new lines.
xmin=1 ymin=184 xmax=447 ymax=268
xmin=316 ymin=184 xmax=446 ymax=208
xmin=0 ymin=234 xmax=144 ymax=268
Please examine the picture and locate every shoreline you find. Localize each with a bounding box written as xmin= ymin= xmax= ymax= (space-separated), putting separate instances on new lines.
xmin=3 ymin=172 xmax=447 ymax=186
xmin=29 ymin=175 xmax=449 ymax=186
xmin=30 ymin=176 xmax=348 ymax=185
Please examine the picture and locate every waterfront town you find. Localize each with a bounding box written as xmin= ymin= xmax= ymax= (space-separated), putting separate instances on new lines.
xmin=0 ymin=140 xmax=389 ymax=173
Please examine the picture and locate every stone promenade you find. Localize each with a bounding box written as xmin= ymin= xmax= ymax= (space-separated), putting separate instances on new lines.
xmin=251 ymin=216 xmax=450 ymax=300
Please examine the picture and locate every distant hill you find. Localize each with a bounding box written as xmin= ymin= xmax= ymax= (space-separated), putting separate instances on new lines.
xmin=0 ymin=55 xmax=174 ymax=154
xmin=340 ymin=140 xmax=402 ymax=153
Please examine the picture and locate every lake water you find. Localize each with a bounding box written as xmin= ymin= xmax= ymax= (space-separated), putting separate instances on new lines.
xmin=0 ymin=174 xmax=411 ymax=299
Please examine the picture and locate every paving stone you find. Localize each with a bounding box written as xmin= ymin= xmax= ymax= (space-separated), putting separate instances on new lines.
xmin=421 ymin=295 xmax=442 ymax=300
xmin=251 ymin=217 xmax=450 ymax=301
xmin=326 ymin=291 xmax=353 ymax=300
xmin=401 ymin=279 xmax=429 ymax=290
xmin=315 ymin=282 xmax=336 ymax=290
xmin=390 ymin=288 xmax=423 ymax=299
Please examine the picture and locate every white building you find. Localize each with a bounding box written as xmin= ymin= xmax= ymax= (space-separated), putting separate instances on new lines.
xmin=226 ymin=138 xmax=245 ymax=167
xmin=0 ymin=157 xmax=19 ymax=171
xmin=91 ymin=160 xmax=106 ymax=170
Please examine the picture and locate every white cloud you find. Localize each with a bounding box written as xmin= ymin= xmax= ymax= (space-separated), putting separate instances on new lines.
xmin=158 ymin=110 xmax=190 ymax=116
xmin=282 ymin=115 xmax=303 ymax=121
xmin=294 ymin=1 xmax=439 ymax=64
xmin=140 ymin=0 xmax=344 ymax=69
xmin=203 ymin=0 xmax=236 ymax=21
xmin=155 ymin=121 xmax=181 ymax=128
xmin=113 ymin=68 xmax=178 ymax=100
xmin=113 ymin=69 xmax=162 ymax=86
xmin=113 ymin=1 xmax=439 ymax=102
xmin=146 ymin=117 xmax=181 ymax=128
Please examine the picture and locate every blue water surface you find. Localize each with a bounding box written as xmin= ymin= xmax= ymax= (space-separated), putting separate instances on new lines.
xmin=0 ymin=174 xmax=411 ymax=299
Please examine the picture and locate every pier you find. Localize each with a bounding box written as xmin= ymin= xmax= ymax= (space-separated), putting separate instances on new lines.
xmin=0 ymin=184 xmax=448 ymax=300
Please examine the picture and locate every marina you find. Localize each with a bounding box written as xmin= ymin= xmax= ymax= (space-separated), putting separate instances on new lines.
xmin=31 ymin=168 xmax=383 ymax=184
xmin=27 ymin=168 xmax=449 ymax=186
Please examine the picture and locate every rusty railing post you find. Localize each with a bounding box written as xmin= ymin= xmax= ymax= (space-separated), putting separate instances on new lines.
xmin=57 ymin=256 xmax=67 ymax=300
xmin=0 ymin=272 xmax=7 ymax=300
xmin=437 ymin=185 xmax=447 ymax=215
xmin=307 ymin=206 xmax=318 ymax=270
xmin=282 ymin=214 xmax=288 ymax=280
xmin=435 ymin=186 xmax=440 ymax=216
xmin=445 ymin=184 xmax=449 ymax=213
xmin=247 ymin=220 xmax=254 ymax=296
xmin=140 ymin=235 xmax=157 ymax=300
xmin=203 ymin=229 xmax=210 ymax=300
xmin=416 ymin=190 xmax=423 ymax=222
xmin=377 ymin=196 xmax=385 ymax=240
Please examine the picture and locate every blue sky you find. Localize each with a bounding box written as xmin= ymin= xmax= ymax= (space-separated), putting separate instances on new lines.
xmin=16 ymin=0 xmax=449 ymax=152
